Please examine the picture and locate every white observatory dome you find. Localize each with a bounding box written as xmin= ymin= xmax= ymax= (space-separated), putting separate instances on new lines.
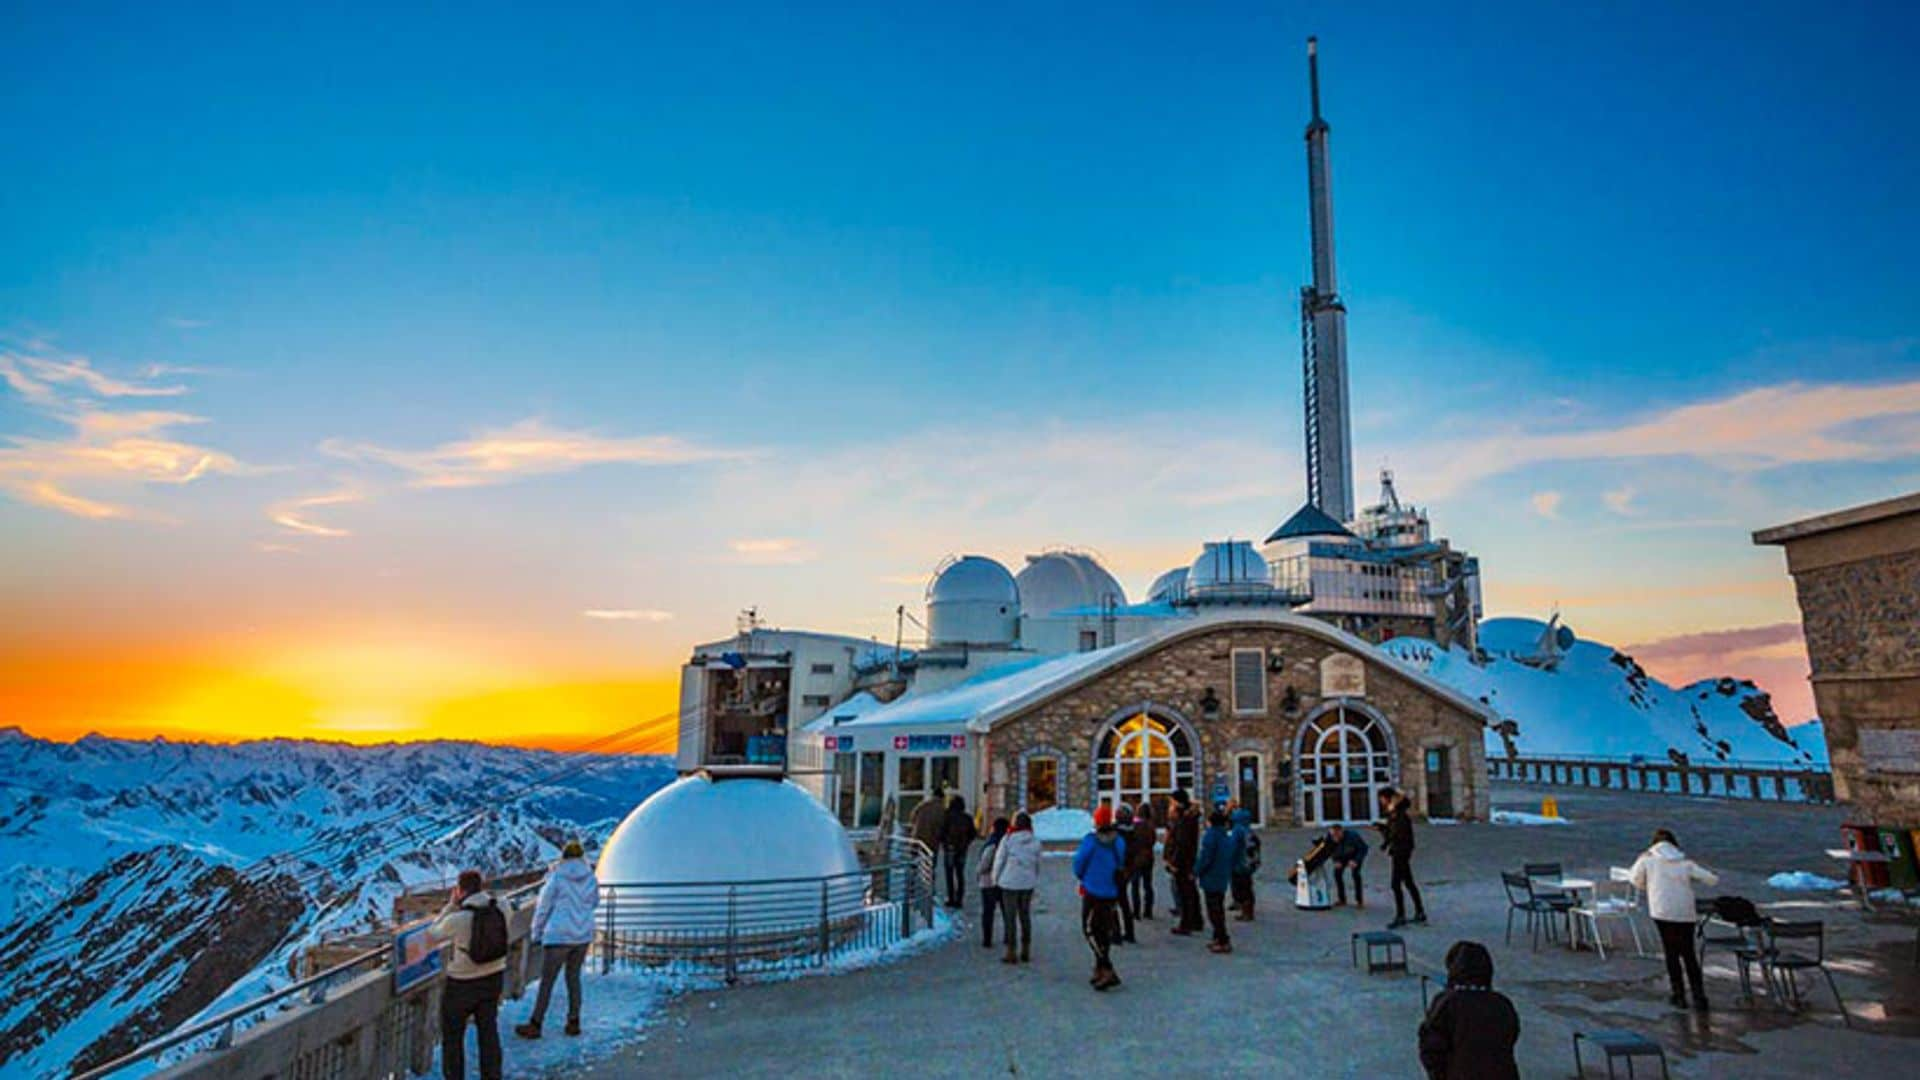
xmin=1187 ymin=541 xmax=1273 ymax=599
xmin=1146 ymin=566 xmax=1189 ymax=603
xmin=926 ymin=555 xmax=1020 ymax=646
xmin=596 ymin=775 xmax=865 ymax=930
xmin=1015 ymin=551 xmax=1127 ymax=616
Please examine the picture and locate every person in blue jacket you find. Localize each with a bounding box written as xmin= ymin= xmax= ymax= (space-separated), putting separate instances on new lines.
xmin=1194 ymin=808 xmax=1242 ymax=954
xmin=1072 ymin=804 xmax=1128 ymax=991
xmin=1228 ymin=807 xmax=1259 ymax=921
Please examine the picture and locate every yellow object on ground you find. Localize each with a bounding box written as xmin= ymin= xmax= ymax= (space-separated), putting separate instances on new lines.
xmin=1542 ymin=796 xmax=1560 ymax=819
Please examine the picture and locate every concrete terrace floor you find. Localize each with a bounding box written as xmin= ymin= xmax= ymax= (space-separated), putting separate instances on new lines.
xmin=573 ymin=784 xmax=1918 ymax=1078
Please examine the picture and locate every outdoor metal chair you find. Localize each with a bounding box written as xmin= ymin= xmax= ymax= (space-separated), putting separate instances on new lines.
xmin=1524 ymin=861 xmax=1573 ymax=903
xmin=1503 ymin=871 xmax=1571 ymax=950
xmin=1694 ymin=897 xmax=1748 ymax=967
xmin=1573 ymin=1029 xmax=1669 ymax=1079
xmin=1571 ymin=878 xmax=1646 ymax=960
xmin=1764 ymin=920 xmax=1852 ymax=1027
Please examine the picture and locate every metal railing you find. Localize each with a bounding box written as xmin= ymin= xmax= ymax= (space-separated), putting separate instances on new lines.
xmin=595 ymin=833 xmax=935 ymax=983
xmin=1489 ymin=754 xmax=1834 ymax=804
xmin=71 ymin=880 xmax=546 ymax=1080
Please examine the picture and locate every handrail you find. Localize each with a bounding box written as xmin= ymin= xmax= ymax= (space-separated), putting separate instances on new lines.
xmin=72 ymin=877 xmax=548 ymax=1080
xmin=1495 ymin=751 xmax=1828 ymax=773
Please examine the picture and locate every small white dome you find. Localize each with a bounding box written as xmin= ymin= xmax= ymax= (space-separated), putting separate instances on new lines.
xmin=1147 ymin=566 xmax=1189 ymax=602
xmin=927 ymin=555 xmax=1020 ymax=645
xmin=597 ymin=775 xmax=865 ymax=929
xmin=1016 ymin=551 xmax=1127 ymax=616
xmin=1187 ymin=541 xmax=1272 ymax=598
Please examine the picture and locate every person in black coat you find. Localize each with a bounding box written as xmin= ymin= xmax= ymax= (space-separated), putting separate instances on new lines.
xmin=1377 ymin=787 xmax=1426 ymax=928
xmin=1325 ymin=823 xmax=1368 ymax=908
xmin=1418 ymin=940 xmax=1519 ymax=1080
xmin=941 ymin=795 xmax=978 ymax=908
xmin=1165 ymin=789 xmax=1204 ymax=935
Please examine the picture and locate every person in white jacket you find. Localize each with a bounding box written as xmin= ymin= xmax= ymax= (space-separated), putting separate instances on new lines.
xmin=1629 ymin=829 xmax=1719 ymax=1010
xmin=992 ymin=812 xmax=1043 ymax=964
xmin=515 ymin=841 xmax=601 ymax=1039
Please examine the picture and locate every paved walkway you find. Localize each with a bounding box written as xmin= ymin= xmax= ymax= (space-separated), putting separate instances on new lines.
xmin=574 ymin=785 xmax=1918 ymax=1077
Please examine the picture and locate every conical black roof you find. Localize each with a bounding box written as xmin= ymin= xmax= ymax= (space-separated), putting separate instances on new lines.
xmin=1264 ymin=502 xmax=1356 ymax=544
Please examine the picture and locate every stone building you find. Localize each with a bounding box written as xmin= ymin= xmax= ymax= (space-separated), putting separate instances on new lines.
xmin=1756 ymin=491 xmax=1920 ymax=824
xmin=804 ymin=611 xmax=1493 ymax=828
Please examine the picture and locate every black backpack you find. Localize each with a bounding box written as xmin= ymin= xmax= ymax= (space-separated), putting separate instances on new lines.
xmin=467 ymin=899 xmax=509 ymax=964
xmin=1240 ymin=832 xmax=1262 ymax=874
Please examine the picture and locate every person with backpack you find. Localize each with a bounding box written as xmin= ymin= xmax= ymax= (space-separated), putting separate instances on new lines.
xmin=1229 ymin=807 xmax=1259 ymax=921
xmin=992 ymin=811 xmax=1041 ymax=964
xmin=910 ymin=789 xmax=946 ymax=896
xmin=514 ymin=841 xmax=599 ymax=1040
xmin=941 ymin=794 xmax=978 ymax=908
xmin=1165 ymin=789 xmax=1203 ymax=935
xmin=1072 ymin=804 xmax=1128 ymax=990
xmin=1194 ymin=808 xmax=1241 ymax=953
xmin=429 ymin=869 xmax=508 ymax=1080
xmin=1111 ymin=803 xmax=1138 ymax=945
xmin=1417 ymin=940 xmax=1520 ymax=1080
xmin=977 ymin=816 xmax=1010 ymax=949
xmin=1126 ymin=801 xmax=1157 ymax=921
xmin=1629 ymin=827 xmax=1720 ymax=1010
xmin=1377 ymin=787 xmax=1427 ymax=928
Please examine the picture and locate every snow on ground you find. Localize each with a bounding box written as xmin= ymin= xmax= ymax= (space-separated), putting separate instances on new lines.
xmin=1491 ymin=810 xmax=1573 ymax=827
xmin=1380 ymin=618 xmax=1825 ymax=768
xmin=1767 ymin=871 xmax=1848 ymax=891
xmin=1031 ymin=807 xmax=1094 ymax=842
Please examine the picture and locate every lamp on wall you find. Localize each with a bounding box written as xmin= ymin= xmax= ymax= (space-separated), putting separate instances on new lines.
xmin=1267 ymin=652 xmax=1287 ymax=673
xmin=1199 ymin=687 xmax=1221 ymax=721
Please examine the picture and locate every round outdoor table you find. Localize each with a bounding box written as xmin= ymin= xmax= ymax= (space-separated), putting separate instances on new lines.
xmin=1545 ymin=877 xmax=1598 ymax=950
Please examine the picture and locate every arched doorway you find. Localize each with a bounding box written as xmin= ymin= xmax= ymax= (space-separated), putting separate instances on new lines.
xmin=1295 ymin=702 xmax=1397 ymax=826
xmin=1093 ymin=708 xmax=1197 ymax=820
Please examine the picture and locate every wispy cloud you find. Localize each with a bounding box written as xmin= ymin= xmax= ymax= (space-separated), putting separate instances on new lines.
xmin=581 ymin=608 xmax=675 ymax=622
xmin=1529 ymin=490 xmax=1562 ymax=519
xmin=1421 ymin=374 xmax=1920 ymax=496
xmin=1603 ymin=485 xmax=1637 ymax=515
xmin=0 ymin=342 xmax=242 ymax=520
xmin=726 ymin=538 xmax=816 ymax=565
xmin=323 ymin=418 xmax=746 ymax=489
xmin=267 ymin=488 xmax=363 ymax=538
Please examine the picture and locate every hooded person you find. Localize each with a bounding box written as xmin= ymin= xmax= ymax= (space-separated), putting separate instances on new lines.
xmin=1071 ymin=804 xmax=1128 ymax=990
xmin=1165 ymin=789 xmax=1204 ymax=935
xmin=976 ymin=817 xmax=1011 ymax=949
xmin=941 ymin=795 xmax=979 ymax=908
xmin=1629 ymin=828 xmax=1720 ymax=1009
xmin=910 ymin=791 xmax=947 ymax=898
xmin=992 ymin=812 xmax=1042 ymax=963
xmin=515 ymin=841 xmax=600 ymax=1040
xmin=1126 ymin=801 xmax=1158 ymax=921
xmin=1417 ymin=940 xmax=1520 ymax=1080
xmin=1194 ymin=808 xmax=1240 ymax=953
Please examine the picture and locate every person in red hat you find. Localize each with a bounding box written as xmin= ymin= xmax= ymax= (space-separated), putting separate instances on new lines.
xmin=1072 ymin=803 xmax=1128 ymax=990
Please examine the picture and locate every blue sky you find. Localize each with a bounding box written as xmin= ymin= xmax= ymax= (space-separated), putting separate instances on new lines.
xmin=2 ymin=2 xmax=1916 ymax=739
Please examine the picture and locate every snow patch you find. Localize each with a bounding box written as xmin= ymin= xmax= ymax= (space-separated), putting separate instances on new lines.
xmin=1766 ymin=871 xmax=1847 ymax=891
xmin=1030 ymin=808 xmax=1094 ymax=842
xmin=1490 ymin=810 xmax=1573 ymax=827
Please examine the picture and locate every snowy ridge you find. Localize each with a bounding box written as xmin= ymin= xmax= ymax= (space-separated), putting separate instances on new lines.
xmin=1379 ymin=617 xmax=1826 ymax=767
xmin=0 ymin=732 xmax=673 ymax=1077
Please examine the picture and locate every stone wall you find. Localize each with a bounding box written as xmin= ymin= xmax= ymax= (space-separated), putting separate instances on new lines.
xmin=980 ymin=623 xmax=1488 ymax=824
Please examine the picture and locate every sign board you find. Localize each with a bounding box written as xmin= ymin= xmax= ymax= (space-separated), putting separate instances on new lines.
xmin=393 ymin=923 xmax=444 ymax=994
xmin=1210 ymin=779 xmax=1230 ymax=807
xmin=893 ymin=734 xmax=967 ymax=752
xmin=823 ymin=734 xmax=855 ymax=751
xmin=1320 ymin=654 xmax=1366 ymax=698
xmin=1859 ymin=727 xmax=1920 ymax=774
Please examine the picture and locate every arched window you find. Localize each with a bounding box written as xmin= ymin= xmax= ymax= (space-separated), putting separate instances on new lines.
xmin=1093 ymin=711 xmax=1196 ymax=820
xmin=1295 ymin=704 xmax=1397 ymax=826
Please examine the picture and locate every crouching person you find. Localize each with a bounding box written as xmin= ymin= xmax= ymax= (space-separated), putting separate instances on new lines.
xmin=430 ymin=869 xmax=509 ymax=1080
xmin=517 ymin=840 xmax=600 ymax=1039
xmin=1417 ymin=940 xmax=1519 ymax=1080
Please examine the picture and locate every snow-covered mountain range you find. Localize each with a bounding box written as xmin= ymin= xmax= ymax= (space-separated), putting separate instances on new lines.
xmin=0 ymin=732 xmax=673 ymax=1078
xmin=1382 ymin=617 xmax=1826 ymax=767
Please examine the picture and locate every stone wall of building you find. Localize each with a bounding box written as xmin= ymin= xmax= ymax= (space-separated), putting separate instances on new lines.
xmin=980 ymin=623 xmax=1488 ymax=825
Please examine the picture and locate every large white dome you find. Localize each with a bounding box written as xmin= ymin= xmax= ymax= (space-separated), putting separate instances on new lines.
xmin=926 ymin=555 xmax=1020 ymax=645
xmin=1187 ymin=540 xmax=1272 ymax=599
xmin=1147 ymin=566 xmax=1189 ymax=603
xmin=1016 ymin=551 xmax=1127 ymax=616
xmin=599 ymin=775 xmax=861 ymax=884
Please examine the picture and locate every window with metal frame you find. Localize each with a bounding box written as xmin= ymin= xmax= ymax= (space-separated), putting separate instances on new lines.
xmin=1231 ymin=648 xmax=1267 ymax=715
